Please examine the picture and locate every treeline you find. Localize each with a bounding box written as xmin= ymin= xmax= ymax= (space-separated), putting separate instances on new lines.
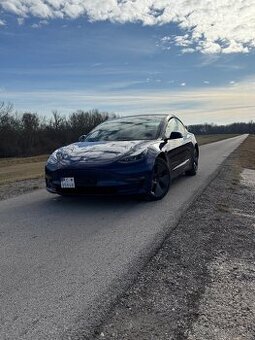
xmin=0 ymin=102 xmax=114 ymax=157
xmin=188 ymin=122 xmax=255 ymax=135
xmin=0 ymin=102 xmax=254 ymax=158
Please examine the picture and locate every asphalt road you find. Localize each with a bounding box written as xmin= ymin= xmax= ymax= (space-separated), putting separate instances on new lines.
xmin=0 ymin=134 xmax=248 ymax=340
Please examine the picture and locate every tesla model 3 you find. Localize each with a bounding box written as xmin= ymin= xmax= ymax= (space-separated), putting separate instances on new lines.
xmin=45 ymin=114 xmax=199 ymax=200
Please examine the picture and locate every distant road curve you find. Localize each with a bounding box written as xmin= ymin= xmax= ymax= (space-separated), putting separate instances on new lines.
xmin=0 ymin=134 xmax=248 ymax=340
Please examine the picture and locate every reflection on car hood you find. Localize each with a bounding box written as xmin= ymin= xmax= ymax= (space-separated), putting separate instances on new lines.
xmin=59 ymin=140 xmax=150 ymax=164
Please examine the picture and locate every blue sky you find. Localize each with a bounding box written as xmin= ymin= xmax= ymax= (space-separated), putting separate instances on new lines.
xmin=0 ymin=0 xmax=255 ymax=124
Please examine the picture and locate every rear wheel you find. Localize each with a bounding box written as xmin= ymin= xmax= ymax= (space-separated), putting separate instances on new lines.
xmin=145 ymin=158 xmax=171 ymax=201
xmin=186 ymin=148 xmax=198 ymax=176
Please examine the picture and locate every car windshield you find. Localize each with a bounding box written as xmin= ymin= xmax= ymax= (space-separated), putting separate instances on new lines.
xmin=85 ymin=117 xmax=164 ymax=142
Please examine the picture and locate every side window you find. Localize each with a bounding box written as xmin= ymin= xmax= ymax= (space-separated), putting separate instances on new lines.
xmin=165 ymin=118 xmax=186 ymax=138
xmin=175 ymin=119 xmax=186 ymax=135
xmin=165 ymin=118 xmax=176 ymax=138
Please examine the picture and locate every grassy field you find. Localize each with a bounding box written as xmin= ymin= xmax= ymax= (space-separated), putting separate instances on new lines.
xmin=0 ymin=154 xmax=48 ymax=167
xmin=196 ymin=134 xmax=239 ymax=145
xmin=233 ymin=134 xmax=255 ymax=170
xmin=0 ymin=134 xmax=241 ymax=186
xmin=0 ymin=155 xmax=48 ymax=185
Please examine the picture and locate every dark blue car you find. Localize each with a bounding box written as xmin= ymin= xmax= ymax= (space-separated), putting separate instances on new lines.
xmin=45 ymin=114 xmax=199 ymax=200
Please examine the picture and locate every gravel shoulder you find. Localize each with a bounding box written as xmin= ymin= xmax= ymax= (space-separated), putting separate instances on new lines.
xmin=92 ymin=136 xmax=255 ymax=340
xmin=0 ymin=178 xmax=44 ymax=201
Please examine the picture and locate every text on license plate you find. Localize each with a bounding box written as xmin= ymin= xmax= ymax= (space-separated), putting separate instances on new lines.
xmin=61 ymin=177 xmax=75 ymax=189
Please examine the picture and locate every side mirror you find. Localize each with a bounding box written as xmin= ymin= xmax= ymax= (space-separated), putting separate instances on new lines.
xmin=170 ymin=131 xmax=183 ymax=140
xmin=79 ymin=135 xmax=87 ymax=142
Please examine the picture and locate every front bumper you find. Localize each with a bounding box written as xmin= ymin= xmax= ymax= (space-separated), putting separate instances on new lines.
xmin=45 ymin=162 xmax=153 ymax=196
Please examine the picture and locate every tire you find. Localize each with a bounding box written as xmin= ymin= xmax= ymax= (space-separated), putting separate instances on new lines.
xmin=186 ymin=147 xmax=198 ymax=176
xmin=144 ymin=158 xmax=171 ymax=201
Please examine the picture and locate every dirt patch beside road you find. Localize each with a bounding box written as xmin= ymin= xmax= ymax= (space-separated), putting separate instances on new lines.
xmin=93 ymin=135 xmax=255 ymax=340
xmin=0 ymin=155 xmax=46 ymax=200
xmin=0 ymin=178 xmax=44 ymax=201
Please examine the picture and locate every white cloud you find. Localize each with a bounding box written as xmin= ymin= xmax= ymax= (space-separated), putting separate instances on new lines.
xmin=222 ymin=40 xmax=249 ymax=54
xmin=181 ymin=48 xmax=196 ymax=54
xmin=181 ymin=82 xmax=186 ymax=87
xmin=31 ymin=19 xmax=49 ymax=28
xmin=229 ymin=80 xmax=238 ymax=86
xmin=0 ymin=1 xmax=255 ymax=54
xmin=174 ymin=34 xmax=192 ymax=47
xmin=17 ymin=17 xmax=25 ymax=25
xmin=197 ymin=41 xmax=222 ymax=54
xmin=0 ymin=19 xmax=5 ymax=26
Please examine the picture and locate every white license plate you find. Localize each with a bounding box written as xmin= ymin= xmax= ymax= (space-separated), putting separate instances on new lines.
xmin=61 ymin=177 xmax=75 ymax=189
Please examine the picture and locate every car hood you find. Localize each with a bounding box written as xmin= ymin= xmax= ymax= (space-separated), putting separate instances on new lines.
xmin=56 ymin=140 xmax=151 ymax=165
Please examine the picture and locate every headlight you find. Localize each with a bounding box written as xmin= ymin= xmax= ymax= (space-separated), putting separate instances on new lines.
xmin=47 ymin=149 xmax=68 ymax=164
xmin=119 ymin=150 xmax=147 ymax=163
xmin=56 ymin=150 xmax=65 ymax=161
xmin=47 ymin=150 xmax=58 ymax=164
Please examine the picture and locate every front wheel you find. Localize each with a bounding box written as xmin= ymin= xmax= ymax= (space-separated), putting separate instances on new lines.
xmin=144 ymin=158 xmax=171 ymax=201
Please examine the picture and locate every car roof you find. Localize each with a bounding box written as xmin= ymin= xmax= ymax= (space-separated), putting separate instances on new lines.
xmin=112 ymin=114 xmax=175 ymax=120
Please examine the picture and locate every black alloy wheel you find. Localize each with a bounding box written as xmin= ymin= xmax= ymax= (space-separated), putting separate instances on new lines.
xmin=145 ymin=158 xmax=171 ymax=201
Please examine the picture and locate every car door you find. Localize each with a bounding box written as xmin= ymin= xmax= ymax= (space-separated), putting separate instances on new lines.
xmin=175 ymin=119 xmax=194 ymax=171
xmin=163 ymin=118 xmax=185 ymax=175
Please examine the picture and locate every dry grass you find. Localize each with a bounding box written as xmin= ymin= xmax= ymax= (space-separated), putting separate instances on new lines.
xmin=223 ymin=135 xmax=255 ymax=189
xmin=0 ymin=155 xmax=48 ymax=168
xmin=0 ymin=156 xmax=48 ymax=185
xmin=231 ymin=135 xmax=255 ymax=170
xmin=196 ymin=134 xmax=239 ymax=146
xmin=0 ymin=161 xmax=45 ymax=185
